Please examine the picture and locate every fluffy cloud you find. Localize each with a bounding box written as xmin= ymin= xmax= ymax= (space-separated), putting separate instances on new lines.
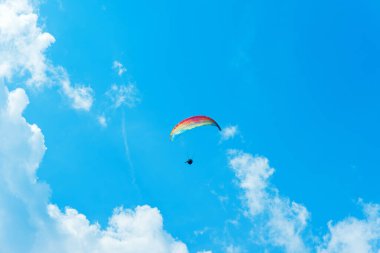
xmin=221 ymin=125 xmax=239 ymax=141
xmin=0 ymin=82 xmax=188 ymax=253
xmin=106 ymin=83 xmax=140 ymax=108
xmin=48 ymin=204 xmax=188 ymax=253
xmin=0 ymin=1 xmax=186 ymax=251
xmin=318 ymin=202 xmax=380 ymax=253
xmin=0 ymin=0 xmax=94 ymax=111
xmin=0 ymin=0 xmax=55 ymax=85
xmin=0 ymin=83 xmax=49 ymax=253
xmin=228 ymin=150 xmax=309 ymax=253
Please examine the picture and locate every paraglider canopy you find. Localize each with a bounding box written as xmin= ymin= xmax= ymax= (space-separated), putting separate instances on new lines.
xmin=170 ymin=115 xmax=221 ymax=141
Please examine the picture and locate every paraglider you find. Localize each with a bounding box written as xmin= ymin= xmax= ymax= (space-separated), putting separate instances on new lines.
xmin=170 ymin=115 xmax=221 ymax=165
xmin=170 ymin=115 xmax=221 ymax=141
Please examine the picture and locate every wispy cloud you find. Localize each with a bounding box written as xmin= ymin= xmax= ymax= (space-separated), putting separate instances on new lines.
xmin=102 ymin=62 xmax=141 ymax=191
xmin=228 ymin=150 xmax=380 ymax=253
xmin=228 ymin=150 xmax=310 ymax=253
xmin=225 ymin=244 xmax=242 ymax=253
xmin=221 ymin=125 xmax=239 ymax=141
xmin=121 ymin=111 xmax=136 ymax=183
xmin=106 ymin=83 xmax=140 ymax=109
xmin=97 ymin=115 xmax=107 ymax=127
xmin=194 ymin=227 xmax=210 ymax=237
xmin=113 ymin=60 xmax=127 ymax=76
xmin=57 ymin=67 xmax=94 ymax=111
xmin=97 ymin=61 xmax=140 ymax=127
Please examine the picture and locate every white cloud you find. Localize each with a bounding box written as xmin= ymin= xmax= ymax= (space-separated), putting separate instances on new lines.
xmin=0 ymin=0 xmax=55 ymax=86
xmin=0 ymin=0 xmax=94 ymax=111
xmin=106 ymin=83 xmax=140 ymax=108
xmin=228 ymin=150 xmax=274 ymax=216
xmin=228 ymin=150 xmax=380 ymax=253
xmin=225 ymin=244 xmax=242 ymax=253
xmin=0 ymin=83 xmax=49 ymax=253
xmin=0 ymin=81 xmax=188 ymax=253
xmin=221 ymin=125 xmax=239 ymax=141
xmin=318 ymin=202 xmax=380 ymax=253
xmin=194 ymin=227 xmax=210 ymax=236
xmin=113 ymin=60 xmax=127 ymax=76
xmin=57 ymin=67 xmax=94 ymax=111
xmin=228 ymin=150 xmax=309 ymax=253
xmin=61 ymin=82 xmax=93 ymax=111
xmin=7 ymin=87 xmax=29 ymax=117
xmin=2 ymin=2 xmax=380 ymax=253
xmin=0 ymin=1 xmax=186 ymax=251
xmin=98 ymin=115 xmax=107 ymax=127
xmin=99 ymin=63 xmax=139 ymax=127
xmin=48 ymin=204 xmax=188 ymax=253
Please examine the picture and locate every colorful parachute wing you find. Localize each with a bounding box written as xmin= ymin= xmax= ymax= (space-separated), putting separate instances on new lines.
xmin=170 ymin=115 xmax=221 ymax=141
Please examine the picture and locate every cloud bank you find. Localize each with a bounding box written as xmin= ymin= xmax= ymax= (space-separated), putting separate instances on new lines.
xmin=0 ymin=80 xmax=188 ymax=253
xmin=0 ymin=0 xmax=186 ymax=252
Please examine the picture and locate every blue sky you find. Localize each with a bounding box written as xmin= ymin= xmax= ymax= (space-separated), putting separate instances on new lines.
xmin=1 ymin=0 xmax=380 ymax=252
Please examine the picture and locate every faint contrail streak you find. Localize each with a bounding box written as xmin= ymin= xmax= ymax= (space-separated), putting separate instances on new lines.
xmin=121 ymin=109 xmax=141 ymax=197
